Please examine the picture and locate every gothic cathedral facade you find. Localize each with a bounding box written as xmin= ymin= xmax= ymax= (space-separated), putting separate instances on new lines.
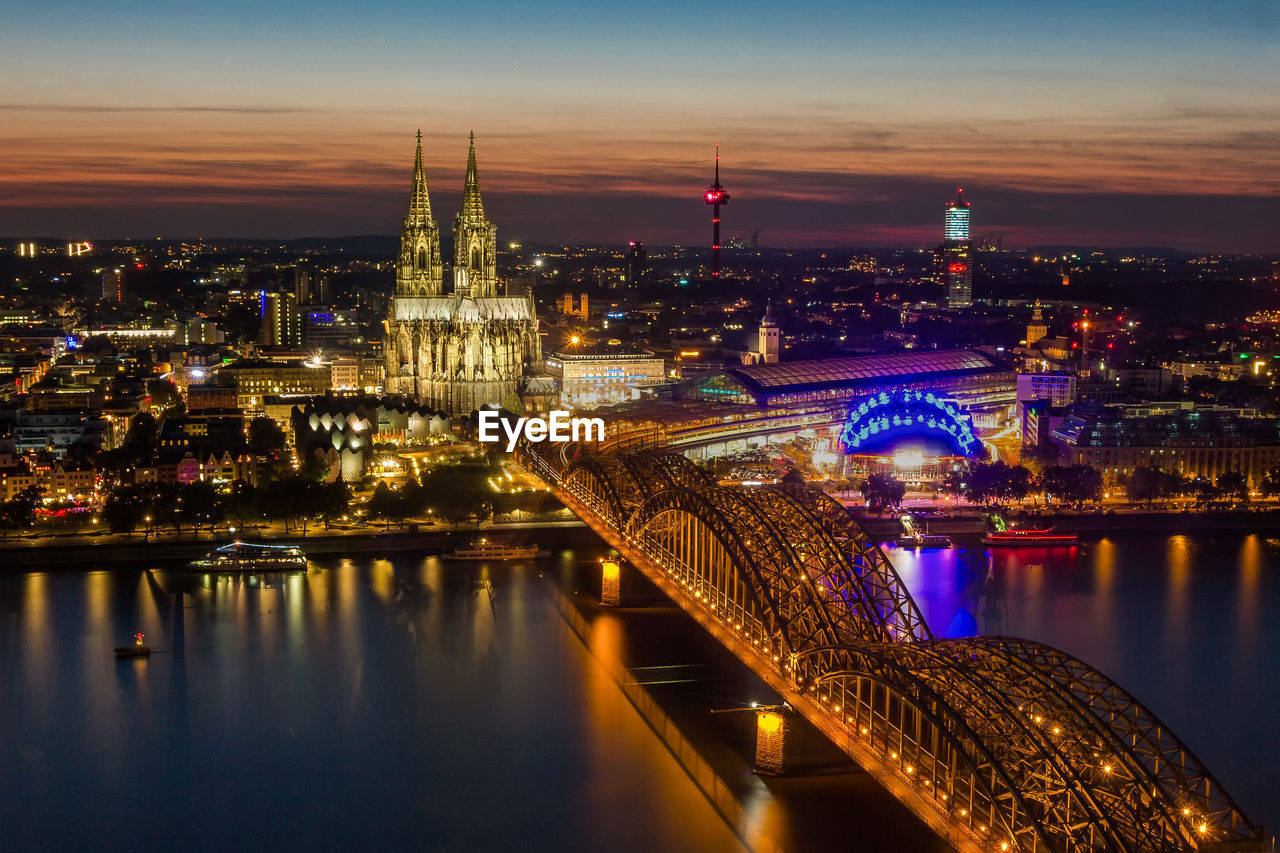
xmin=384 ymin=132 xmax=541 ymax=416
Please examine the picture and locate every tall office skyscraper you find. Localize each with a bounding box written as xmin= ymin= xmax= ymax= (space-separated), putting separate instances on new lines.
xmin=626 ymin=241 xmax=647 ymax=286
xmin=262 ymin=290 xmax=300 ymax=347
xmin=944 ymin=189 xmax=971 ymax=241
xmin=941 ymin=188 xmax=973 ymax=308
xmin=102 ymin=268 xmax=125 ymax=302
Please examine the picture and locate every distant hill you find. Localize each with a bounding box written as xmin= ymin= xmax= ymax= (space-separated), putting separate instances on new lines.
xmin=1024 ymin=245 xmax=1195 ymax=260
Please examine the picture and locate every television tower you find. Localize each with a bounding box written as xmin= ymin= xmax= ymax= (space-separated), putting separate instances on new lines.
xmin=704 ymin=144 xmax=730 ymax=278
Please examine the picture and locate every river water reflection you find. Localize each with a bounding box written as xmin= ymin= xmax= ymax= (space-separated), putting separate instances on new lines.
xmin=2 ymin=531 xmax=1275 ymax=850
xmin=886 ymin=532 xmax=1279 ymax=835
xmin=1 ymin=555 xmax=741 ymax=852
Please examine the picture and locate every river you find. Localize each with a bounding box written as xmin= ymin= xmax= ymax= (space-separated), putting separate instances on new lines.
xmin=0 ymin=531 xmax=1274 ymax=850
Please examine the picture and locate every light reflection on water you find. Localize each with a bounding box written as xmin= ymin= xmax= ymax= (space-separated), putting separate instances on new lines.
xmin=0 ymin=557 xmax=742 ymax=853
xmin=884 ymin=532 xmax=1279 ymax=832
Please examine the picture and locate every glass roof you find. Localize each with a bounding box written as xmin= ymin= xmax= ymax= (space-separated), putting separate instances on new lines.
xmin=726 ymin=350 xmax=1003 ymax=393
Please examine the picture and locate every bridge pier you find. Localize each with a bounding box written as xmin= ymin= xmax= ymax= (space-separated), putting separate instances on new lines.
xmin=754 ymin=707 xmax=788 ymax=775
xmin=600 ymin=557 xmax=621 ymax=607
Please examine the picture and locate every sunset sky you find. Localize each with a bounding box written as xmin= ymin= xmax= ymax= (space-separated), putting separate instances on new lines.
xmin=3 ymin=0 xmax=1279 ymax=250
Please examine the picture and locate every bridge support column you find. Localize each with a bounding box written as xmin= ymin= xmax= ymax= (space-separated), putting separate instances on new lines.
xmin=600 ymin=558 xmax=621 ymax=607
xmin=754 ymin=707 xmax=788 ymax=775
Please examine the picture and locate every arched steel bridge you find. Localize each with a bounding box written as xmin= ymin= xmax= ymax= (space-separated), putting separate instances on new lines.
xmin=523 ymin=445 xmax=1263 ymax=853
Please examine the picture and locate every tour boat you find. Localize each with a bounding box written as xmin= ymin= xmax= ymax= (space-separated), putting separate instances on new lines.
xmin=897 ymin=532 xmax=953 ymax=549
xmin=187 ymin=541 xmax=309 ymax=572
xmin=445 ymin=539 xmax=550 ymax=561
xmin=981 ymin=528 xmax=1078 ymax=547
xmin=115 ymin=633 xmax=151 ymax=658
xmin=897 ymin=514 xmax=952 ymax=549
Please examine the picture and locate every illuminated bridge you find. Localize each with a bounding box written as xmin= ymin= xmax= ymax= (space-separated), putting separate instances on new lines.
xmin=523 ymin=445 xmax=1263 ymax=853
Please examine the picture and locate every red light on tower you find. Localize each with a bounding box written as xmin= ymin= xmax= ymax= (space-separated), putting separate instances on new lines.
xmin=704 ymin=144 xmax=730 ymax=278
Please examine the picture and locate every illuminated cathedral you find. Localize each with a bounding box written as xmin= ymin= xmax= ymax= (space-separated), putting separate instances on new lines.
xmin=384 ymin=132 xmax=541 ymax=416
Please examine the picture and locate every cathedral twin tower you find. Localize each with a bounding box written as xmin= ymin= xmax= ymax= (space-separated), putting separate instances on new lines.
xmin=385 ymin=132 xmax=541 ymax=416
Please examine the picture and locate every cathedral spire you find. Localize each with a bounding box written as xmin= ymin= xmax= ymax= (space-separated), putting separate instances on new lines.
xmin=408 ymin=129 xmax=434 ymax=224
xmin=460 ymin=130 xmax=486 ymax=222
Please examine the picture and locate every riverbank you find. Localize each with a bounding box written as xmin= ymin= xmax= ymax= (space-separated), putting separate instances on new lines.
xmin=854 ymin=508 xmax=1280 ymax=539
xmin=0 ymin=519 xmax=592 ymax=569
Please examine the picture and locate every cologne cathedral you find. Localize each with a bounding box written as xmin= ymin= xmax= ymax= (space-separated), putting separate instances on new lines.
xmin=384 ymin=132 xmax=541 ymax=416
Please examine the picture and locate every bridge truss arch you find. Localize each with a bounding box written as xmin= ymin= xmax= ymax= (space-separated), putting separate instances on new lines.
xmin=536 ymin=445 xmax=1262 ymax=852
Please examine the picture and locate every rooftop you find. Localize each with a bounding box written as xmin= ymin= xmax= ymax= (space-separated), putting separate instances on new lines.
xmin=679 ymin=349 xmax=1011 ymax=404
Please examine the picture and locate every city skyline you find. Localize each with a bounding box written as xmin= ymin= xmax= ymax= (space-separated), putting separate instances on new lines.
xmin=3 ymin=0 xmax=1280 ymax=250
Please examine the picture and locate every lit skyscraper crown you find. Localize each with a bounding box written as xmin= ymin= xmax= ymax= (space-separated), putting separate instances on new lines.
xmin=944 ymin=188 xmax=970 ymax=242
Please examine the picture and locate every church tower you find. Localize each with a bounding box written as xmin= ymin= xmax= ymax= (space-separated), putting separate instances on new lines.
xmin=385 ymin=130 xmax=540 ymax=417
xmin=396 ymin=130 xmax=443 ymax=296
xmin=758 ymin=300 xmax=780 ymax=364
xmin=1027 ymin=300 xmax=1048 ymax=347
xmin=453 ymin=132 xmax=498 ymax=298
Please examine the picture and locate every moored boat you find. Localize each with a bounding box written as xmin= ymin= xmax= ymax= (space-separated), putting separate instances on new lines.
xmin=187 ymin=541 xmax=308 ymax=573
xmin=897 ymin=532 xmax=953 ymax=549
xmin=982 ymin=528 xmax=1078 ymax=547
xmin=445 ymin=539 xmax=550 ymax=561
xmin=896 ymin=514 xmax=952 ymax=549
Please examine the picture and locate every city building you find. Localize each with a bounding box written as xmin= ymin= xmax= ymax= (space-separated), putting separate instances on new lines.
xmin=1026 ymin=302 xmax=1048 ymax=347
xmin=560 ymin=292 xmax=589 ymax=321
xmin=944 ymin=189 xmax=971 ymax=241
xmin=1052 ymin=405 xmax=1280 ymax=488
xmin=221 ymin=359 xmax=331 ymax=413
xmin=939 ymin=189 xmax=973 ymax=308
xmin=384 ymin=132 xmax=542 ymax=416
xmin=13 ymin=411 xmax=108 ymax=458
xmin=262 ymin=291 xmax=300 ymax=348
xmin=290 ymin=395 xmax=450 ymax=481
xmin=626 ymin=241 xmax=647 ymax=285
xmin=757 ymin=302 xmax=780 ymax=364
xmin=544 ymin=346 xmax=667 ymax=408
xmin=679 ymin=349 xmax=1014 ymax=415
xmin=1016 ymin=373 xmax=1077 ymax=408
xmin=102 ymin=269 xmax=125 ymax=302
xmin=300 ymin=308 xmax=360 ymax=348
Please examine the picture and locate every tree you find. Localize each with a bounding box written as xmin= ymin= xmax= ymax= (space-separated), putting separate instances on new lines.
xmin=1261 ymin=467 xmax=1280 ymax=499
xmin=299 ymin=452 xmax=330 ymax=483
xmin=420 ymin=464 xmax=496 ymax=524
xmin=1216 ymin=471 xmax=1248 ymax=504
xmin=248 ymin=416 xmax=292 ymax=482
xmin=367 ymin=481 xmax=403 ymax=530
xmin=781 ymin=468 xmax=806 ymax=487
xmin=103 ymin=484 xmax=148 ymax=535
xmin=150 ymin=482 xmax=183 ymax=536
xmin=317 ymin=481 xmax=351 ymax=530
xmin=1188 ymin=476 xmax=1218 ymax=506
xmin=224 ymin=480 xmax=261 ymax=531
xmin=1042 ymin=465 xmax=1103 ymax=509
xmin=1019 ymin=443 xmax=1059 ymax=479
xmin=0 ymin=486 xmax=44 ymax=540
xmin=1125 ymin=466 xmax=1169 ymax=506
xmin=179 ymin=480 xmax=222 ymax=534
xmin=248 ymin=416 xmax=287 ymax=454
xmin=945 ymin=461 xmax=1031 ymax=507
xmin=859 ymin=473 xmax=906 ymax=512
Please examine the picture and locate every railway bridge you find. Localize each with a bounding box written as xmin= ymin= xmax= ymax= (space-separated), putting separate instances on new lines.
xmin=523 ymin=444 xmax=1263 ymax=853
